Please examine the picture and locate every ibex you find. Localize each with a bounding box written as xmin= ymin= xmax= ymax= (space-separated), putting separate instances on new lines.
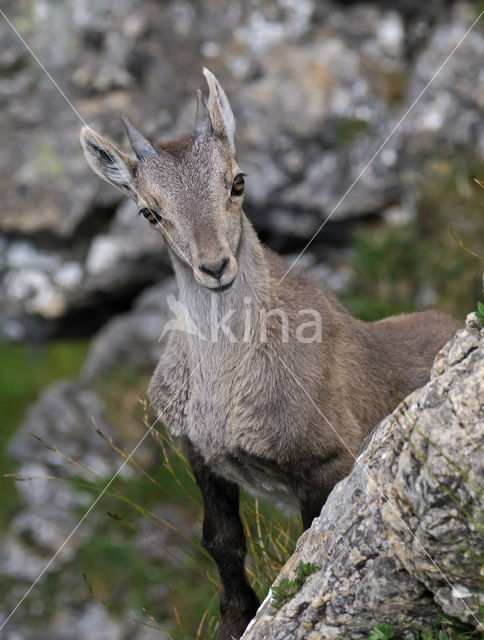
xmin=81 ymin=68 xmax=461 ymax=639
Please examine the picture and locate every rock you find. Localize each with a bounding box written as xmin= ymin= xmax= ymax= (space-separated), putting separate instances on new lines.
xmin=0 ymin=278 xmax=190 ymax=638
xmin=82 ymin=278 xmax=175 ymax=380
xmin=0 ymin=202 xmax=171 ymax=340
xmin=242 ymin=315 xmax=483 ymax=639
xmin=1 ymin=1 xmax=483 ymax=338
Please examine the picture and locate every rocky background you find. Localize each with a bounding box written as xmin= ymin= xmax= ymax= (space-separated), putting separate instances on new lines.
xmin=0 ymin=0 xmax=483 ymax=638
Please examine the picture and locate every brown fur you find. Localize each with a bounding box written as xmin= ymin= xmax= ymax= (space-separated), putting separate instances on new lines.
xmin=80 ymin=69 xmax=461 ymax=639
xmin=155 ymin=133 xmax=192 ymax=153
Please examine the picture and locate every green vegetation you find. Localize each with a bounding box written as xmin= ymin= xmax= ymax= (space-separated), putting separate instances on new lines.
xmin=76 ymin=410 xmax=301 ymax=637
xmin=476 ymin=301 xmax=484 ymax=328
xmin=1 ymin=366 xmax=300 ymax=638
xmin=472 ymin=2 xmax=484 ymax=19
xmin=0 ymin=339 xmax=88 ymax=528
xmin=76 ymin=370 xmax=219 ymax=637
xmin=56 ymin=425 xmax=300 ymax=637
xmin=367 ymin=610 xmax=484 ymax=639
xmin=334 ymin=117 xmax=369 ymax=147
xmin=271 ymin=561 xmax=320 ymax=611
xmin=369 ymin=622 xmax=395 ymax=640
xmin=342 ymin=155 xmax=484 ymax=322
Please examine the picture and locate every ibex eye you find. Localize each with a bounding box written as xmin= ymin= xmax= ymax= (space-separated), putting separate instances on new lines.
xmin=231 ymin=173 xmax=245 ymax=197
xmin=139 ymin=207 xmax=162 ymax=224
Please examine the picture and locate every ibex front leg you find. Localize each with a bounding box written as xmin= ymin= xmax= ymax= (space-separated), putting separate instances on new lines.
xmin=186 ymin=441 xmax=259 ymax=640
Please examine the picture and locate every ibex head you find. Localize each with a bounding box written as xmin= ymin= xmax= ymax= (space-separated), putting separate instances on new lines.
xmin=80 ymin=69 xmax=244 ymax=292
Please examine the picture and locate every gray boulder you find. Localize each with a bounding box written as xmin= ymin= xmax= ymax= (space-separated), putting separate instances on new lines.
xmin=242 ymin=313 xmax=483 ymax=639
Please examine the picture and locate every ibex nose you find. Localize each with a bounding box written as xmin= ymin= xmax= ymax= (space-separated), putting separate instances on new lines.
xmin=199 ymin=257 xmax=229 ymax=279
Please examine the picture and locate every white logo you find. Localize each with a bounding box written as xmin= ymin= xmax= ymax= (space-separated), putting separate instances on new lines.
xmin=159 ymin=293 xmax=323 ymax=344
xmin=159 ymin=293 xmax=206 ymax=341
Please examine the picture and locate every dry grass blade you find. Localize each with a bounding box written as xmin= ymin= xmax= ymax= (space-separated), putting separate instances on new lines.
xmin=4 ymin=473 xmax=57 ymax=482
xmin=106 ymin=508 xmax=211 ymax=578
xmin=449 ymin=227 xmax=484 ymax=260
xmin=95 ymin=421 xmax=200 ymax=515
xmin=157 ymin=436 xmax=201 ymax=511
xmin=142 ymin=607 xmax=163 ymax=629
xmin=196 ymin=608 xmax=208 ymax=639
xmin=84 ymin=574 xmax=172 ymax=634
xmin=196 ymin=590 xmax=219 ymax=639
xmin=174 ymin=607 xmax=182 ymax=634
xmin=83 ymin=572 xmax=107 ymax=606
xmin=94 ymin=423 xmax=166 ymax=491
xmin=29 ymin=431 xmax=105 ymax=480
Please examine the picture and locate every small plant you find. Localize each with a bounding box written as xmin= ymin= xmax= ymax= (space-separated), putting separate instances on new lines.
xmin=475 ymin=301 xmax=484 ymax=328
xmin=369 ymin=622 xmax=395 ymax=640
xmin=271 ymin=561 xmax=320 ymax=610
xmin=420 ymin=609 xmax=484 ymax=640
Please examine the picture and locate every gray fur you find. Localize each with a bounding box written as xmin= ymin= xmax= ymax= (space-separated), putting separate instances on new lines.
xmin=194 ymin=89 xmax=213 ymax=138
xmin=203 ymin=67 xmax=236 ymax=153
xmin=80 ymin=127 xmax=138 ymax=198
xmin=81 ymin=70 xmax=461 ymax=514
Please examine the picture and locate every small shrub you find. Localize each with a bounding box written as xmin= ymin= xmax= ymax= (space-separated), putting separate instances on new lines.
xmin=271 ymin=561 xmax=320 ymax=610
xmin=369 ymin=622 xmax=395 ymax=640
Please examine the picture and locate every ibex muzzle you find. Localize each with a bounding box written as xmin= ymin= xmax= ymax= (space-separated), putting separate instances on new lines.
xmin=80 ymin=68 xmax=242 ymax=292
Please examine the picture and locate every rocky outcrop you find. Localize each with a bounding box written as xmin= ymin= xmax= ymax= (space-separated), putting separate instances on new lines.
xmin=1 ymin=1 xmax=483 ymax=339
xmin=242 ymin=314 xmax=484 ymax=639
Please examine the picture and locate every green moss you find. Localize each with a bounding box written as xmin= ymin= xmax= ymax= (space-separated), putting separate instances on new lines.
xmin=271 ymin=561 xmax=320 ymax=611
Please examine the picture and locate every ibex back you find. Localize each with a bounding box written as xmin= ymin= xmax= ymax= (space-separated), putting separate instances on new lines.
xmin=81 ymin=68 xmax=461 ymax=640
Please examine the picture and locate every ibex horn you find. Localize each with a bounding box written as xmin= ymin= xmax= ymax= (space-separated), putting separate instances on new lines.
xmin=122 ymin=116 xmax=156 ymax=160
xmin=194 ymin=89 xmax=213 ymax=138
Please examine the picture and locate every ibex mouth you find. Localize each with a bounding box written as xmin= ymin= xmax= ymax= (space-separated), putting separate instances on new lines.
xmin=210 ymin=279 xmax=235 ymax=293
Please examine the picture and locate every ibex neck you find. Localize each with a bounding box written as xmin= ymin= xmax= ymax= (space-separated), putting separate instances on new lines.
xmin=172 ymin=213 xmax=272 ymax=345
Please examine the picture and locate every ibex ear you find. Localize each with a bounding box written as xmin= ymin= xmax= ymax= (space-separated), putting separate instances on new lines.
xmin=203 ymin=67 xmax=236 ymax=153
xmin=80 ymin=127 xmax=138 ymax=198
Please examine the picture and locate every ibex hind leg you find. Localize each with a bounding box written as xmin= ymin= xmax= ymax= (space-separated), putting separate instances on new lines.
xmin=185 ymin=440 xmax=260 ymax=640
xmin=295 ymin=453 xmax=354 ymax=530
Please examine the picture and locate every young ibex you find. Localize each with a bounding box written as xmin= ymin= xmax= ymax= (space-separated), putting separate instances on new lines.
xmin=81 ymin=68 xmax=460 ymax=639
